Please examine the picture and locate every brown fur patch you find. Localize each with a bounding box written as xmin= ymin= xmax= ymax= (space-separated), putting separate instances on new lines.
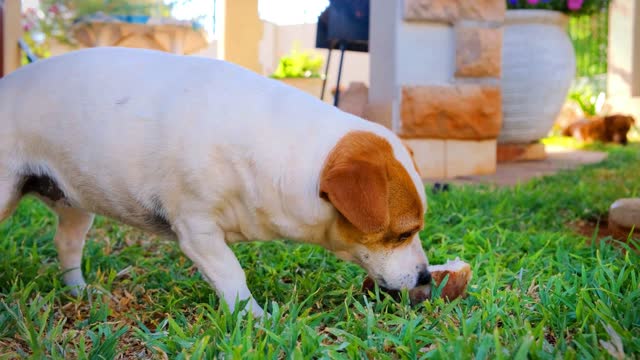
xmin=320 ymin=131 xmax=424 ymax=249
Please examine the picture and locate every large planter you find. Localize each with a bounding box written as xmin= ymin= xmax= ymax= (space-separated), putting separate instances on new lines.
xmin=500 ymin=10 xmax=576 ymax=144
xmin=278 ymin=77 xmax=324 ymax=98
xmin=71 ymin=15 xmax=208 ymax=55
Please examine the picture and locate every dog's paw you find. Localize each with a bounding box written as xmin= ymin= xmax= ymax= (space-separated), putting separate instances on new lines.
xmin=64 ymin=280 xmax=88 ymax=297
xmin=62 ymin=269 xmax=87 ymax=297
xmin=67 ymin=285 xmax=86 ymax=297
xmin=247 ymin=299 xmax=266 ymax=319
xmin=233 ymin=297 xmax=266 ymax=319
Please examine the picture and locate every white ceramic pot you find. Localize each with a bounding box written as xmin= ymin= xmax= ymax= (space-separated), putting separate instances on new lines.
xmin=500 ymin=10 xmax=576 ymax=144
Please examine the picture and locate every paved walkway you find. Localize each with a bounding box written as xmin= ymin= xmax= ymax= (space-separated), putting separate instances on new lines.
xmin=424 ymin=146 xmax=608 ymax=187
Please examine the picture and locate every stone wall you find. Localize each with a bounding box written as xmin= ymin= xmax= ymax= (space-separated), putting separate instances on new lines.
xmin=368 ymin=0 xmax=505 ymax=179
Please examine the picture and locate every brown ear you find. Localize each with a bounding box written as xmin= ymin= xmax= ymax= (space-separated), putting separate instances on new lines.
xmin=628 ymin=116 xmax=636 ymax=125
xmin=320 ymin=158 xmax=389 ymax=234
xmin=606 ymin=115 xmax=635 ymax=129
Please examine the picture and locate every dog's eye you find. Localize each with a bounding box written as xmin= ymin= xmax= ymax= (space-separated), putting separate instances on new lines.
xmin=399 ymin=231 xmax=413 ymax=241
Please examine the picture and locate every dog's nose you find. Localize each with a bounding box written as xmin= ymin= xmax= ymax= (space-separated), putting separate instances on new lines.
xmin=417 ymin=269 xmax=432 ymax=286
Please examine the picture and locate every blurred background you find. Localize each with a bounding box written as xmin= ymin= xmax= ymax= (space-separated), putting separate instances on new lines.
xmin=1 ymin=0 xmax=638 ymax=180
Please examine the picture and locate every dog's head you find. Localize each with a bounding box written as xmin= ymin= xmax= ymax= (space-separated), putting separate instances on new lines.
xmin=604 ymin=114 xmax=635 ymax=145
xmin=320 ymin=131 xmax=430 ymax=291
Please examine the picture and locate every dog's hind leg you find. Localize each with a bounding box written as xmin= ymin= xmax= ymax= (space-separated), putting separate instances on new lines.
xmin=51 ymin=205 xmax=95 ymax=295
xmin=0 ymin=170 xmax=20 ymax=223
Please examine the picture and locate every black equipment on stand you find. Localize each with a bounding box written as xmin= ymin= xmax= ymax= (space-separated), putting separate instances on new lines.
xmin=315 ymin=0 xmax=369 ymax=107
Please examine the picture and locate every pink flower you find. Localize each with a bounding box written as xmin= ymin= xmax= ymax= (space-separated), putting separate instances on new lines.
xmin=48 ymin=4 xmax=60 ymax=15
xmin=568 ymin=0 xmax=584 ymax=10
xmin=527 ymin=0 xmax=540 ymax=3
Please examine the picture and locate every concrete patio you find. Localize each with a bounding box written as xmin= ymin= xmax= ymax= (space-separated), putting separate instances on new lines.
xmin=424 ymin=146 xmax=608 ymax=187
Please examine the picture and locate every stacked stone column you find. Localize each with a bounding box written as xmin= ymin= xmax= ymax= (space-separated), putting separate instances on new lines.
xmin=368 ymin=0 xmax=505 ymax=178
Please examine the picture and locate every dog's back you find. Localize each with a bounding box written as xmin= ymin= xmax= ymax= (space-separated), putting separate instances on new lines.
xmin=0 ymin=47 xmax=408 ymax=234
xmin=561 ymin=118 xmax=605 ymax=141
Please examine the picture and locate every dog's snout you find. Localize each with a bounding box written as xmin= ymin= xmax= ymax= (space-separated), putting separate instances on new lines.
xmin=417 ymin=269 xmax=432 ymax=286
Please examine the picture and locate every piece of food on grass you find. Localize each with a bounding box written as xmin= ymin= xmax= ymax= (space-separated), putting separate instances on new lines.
xmin=410 ymin=258 xmax=472 ymax=303
xmin=362 ymin=258 xmax=472 ymax=305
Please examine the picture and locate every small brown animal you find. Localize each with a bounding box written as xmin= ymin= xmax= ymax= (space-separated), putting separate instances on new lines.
xmin=562 ymin=114 xmax=636 ymax=145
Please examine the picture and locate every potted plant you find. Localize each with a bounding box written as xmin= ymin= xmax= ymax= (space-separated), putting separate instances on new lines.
xmin=270 ymin=47 xmax=325 ymax=98
xmin=499 ymin=0 xmax=609 ymax=144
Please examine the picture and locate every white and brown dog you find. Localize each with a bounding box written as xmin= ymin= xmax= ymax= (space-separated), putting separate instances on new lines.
xmin=0 ymin=47 xmax=430 ymax=317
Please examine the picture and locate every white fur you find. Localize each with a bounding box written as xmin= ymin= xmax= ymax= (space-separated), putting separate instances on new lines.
xmin=0 ymin=47 xmax=428 ymax=316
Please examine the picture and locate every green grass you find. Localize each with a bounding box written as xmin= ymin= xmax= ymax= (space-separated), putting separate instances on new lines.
xmin=1 ymin=142 xmax=639 ymax=359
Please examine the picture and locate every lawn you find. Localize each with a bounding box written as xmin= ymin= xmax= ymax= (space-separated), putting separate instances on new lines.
xmin=1 ymin=142 xmax=639 ymax=359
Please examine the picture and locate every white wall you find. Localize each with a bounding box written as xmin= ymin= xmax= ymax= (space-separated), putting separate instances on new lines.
xmin=396 ymin=22 xmax=454 ymax=86
xmin=607 ymin=0 xmax=640 ymax=98
xmin=369 ymin=0 xmax=397 ymax=104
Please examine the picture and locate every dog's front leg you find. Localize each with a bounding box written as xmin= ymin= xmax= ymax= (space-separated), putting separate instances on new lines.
xmin=173 ymin=216 xmax=264 ymax=317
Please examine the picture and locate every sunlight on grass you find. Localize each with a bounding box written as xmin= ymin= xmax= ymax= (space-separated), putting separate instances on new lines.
xmin=1 ymin=144 xmax=639 ymax=358
xmin=541 ymin=136 xmax=587 ymax=149
xmin=542 ymin=135 xmax=640 ymax=152
xmin=630 ymin=126 xmax=640 ymax=142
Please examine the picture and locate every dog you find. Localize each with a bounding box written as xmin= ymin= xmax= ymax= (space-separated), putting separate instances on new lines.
xmin=562 ymin=114 xmax=635 ymax=145
xmin=0 ymin=47 xmax=431 ymax=317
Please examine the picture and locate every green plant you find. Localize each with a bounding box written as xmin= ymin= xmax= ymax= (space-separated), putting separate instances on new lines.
xmin=20 ymin=33 xmax=50 ymax=65
xmin=507 ymin=0 xmax=610 ymax=16
xmin=566 ymin=73 xmax=608 ymax=117
xmin=567 ymin=84 xmax=602 ymax=116
xmin=271 ymin=48 xmax=324 ymax=79
xmin=568 ymin=12 xmax=609 ymax=77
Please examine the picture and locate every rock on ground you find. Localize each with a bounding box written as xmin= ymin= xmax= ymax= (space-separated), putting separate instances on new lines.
xmin=608 ymin=198 xmax=640 ymax=240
